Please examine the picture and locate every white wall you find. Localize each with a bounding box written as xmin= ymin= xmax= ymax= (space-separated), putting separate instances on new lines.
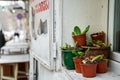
xmin=62 ymin=0 xmax=108 ymax=45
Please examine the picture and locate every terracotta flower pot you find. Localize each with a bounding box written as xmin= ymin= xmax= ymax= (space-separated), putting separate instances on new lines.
xmin=81 ymin=46 xmax=110 ymax=59
xmin=97 ymin=61 xmax=107 ymax=73
xmin=73 ymin=57 xmax=82 ymax=73
xmin=80 ymin=63 xmax=97 ymax=77
xmin=72 ymin=34 xmax=86 ymax=47
xmin=91 ymin=32 xmax=105 ymax=43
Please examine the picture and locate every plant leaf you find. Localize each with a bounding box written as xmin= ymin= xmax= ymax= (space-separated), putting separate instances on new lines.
xmin=74 ymin=26 xmax=81 ymax=35
xmin=82 ymin=25 xmax=90 ymax=34
xmin=72 ymin=50 xmax=77 ymax=56
xmin=103 ymin=59 xmax=109 ymax=62
xmin=72 ymin=32 xmax=75 ymax=36
xmin=74 ymin=42 xmax=77 ymax=48
xmin=60 ymin=46 xmax=65 ymax=50
xmin=85 ymin=48 xmax=90 ymax=53
xmin=78 ymin=52 xmax=84 ymax=56
xmin=91 ymin=55 xmax=103 ymax=62
xmin=96 ymin=40 xmax=103 ymax=45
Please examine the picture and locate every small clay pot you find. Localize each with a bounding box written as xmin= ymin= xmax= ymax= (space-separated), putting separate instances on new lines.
xmin=73 ymin=57 xmax=83 ymax=73
xmin=97 ymin=61 xmax=107 ymax=73
xmin=80 ymin=63 xmax=97 ymax=77
xmin=91 ymin=32 xmax=105 ymax=43
xmin=72 ymin=34 xmax=86 ymax=47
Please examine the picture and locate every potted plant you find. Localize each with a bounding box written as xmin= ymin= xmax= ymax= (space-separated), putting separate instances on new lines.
xmin=96 ymin=55 xmax=108 ymax=73
xmin=60 ymin=43 xmax=83 ymax=69
xmin=72 ymin=50 xmax=84 ymax=73
xmin=82 ymin=40 xmax=111 ymax=58
xmin=72 ymin=48 xmax=90 ymax=73
xmin=91 ymin=31 xmax=105 ymax=43
xmin=72 ymin=25 xmax=90 ymax=47
xmin=80 ymin=55 xmax=102 ymax=77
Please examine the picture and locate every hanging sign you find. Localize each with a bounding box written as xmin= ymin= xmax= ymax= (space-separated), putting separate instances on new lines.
xmin=17 ymin=13 xmax=23 ymax=20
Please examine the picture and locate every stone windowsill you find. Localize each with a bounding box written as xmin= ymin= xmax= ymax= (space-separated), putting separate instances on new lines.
xmin=63 ymin=60 xmax=120 ymax=80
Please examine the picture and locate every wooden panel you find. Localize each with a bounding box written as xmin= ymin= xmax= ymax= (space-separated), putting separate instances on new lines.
xmin=30 ymin=0 xmax=55 ymax=70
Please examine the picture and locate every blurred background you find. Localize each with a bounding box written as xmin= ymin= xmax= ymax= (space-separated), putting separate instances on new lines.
xmin=0 ymin=0 xmax=29 ymax=42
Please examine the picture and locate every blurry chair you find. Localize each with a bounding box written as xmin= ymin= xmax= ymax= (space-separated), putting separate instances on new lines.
xmin=0 ymin=62 xmax=29 ymax=80
xmin=0 ymin=63 xmax=18 ymax=80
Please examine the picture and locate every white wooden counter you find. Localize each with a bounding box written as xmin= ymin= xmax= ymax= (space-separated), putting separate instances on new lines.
xmin=0 ymin=54 xmax=29 ymax=64
xmin=1 ymin=41 xmax=29 ymax=55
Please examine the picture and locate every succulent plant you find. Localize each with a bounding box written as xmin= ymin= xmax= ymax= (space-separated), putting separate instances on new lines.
xmin=74 ymin=26 xmax=81 ymax=35
xmin=72 ymin=25 xmax=90 ymax=37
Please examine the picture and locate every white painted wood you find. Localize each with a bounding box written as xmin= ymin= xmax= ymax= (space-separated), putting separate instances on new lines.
xmin=0 ymin=54 xmax=29 ymax=64
xmin=29 ymin=0 xmax=56 ymax=70
xmin=29 ymin=54 xmax=34 ymax=80
xmin=54 ymin=0 xmax=63 ymax=71
xmin=108 ymin=0 xmax=120 ymax=62
xmin=1 ymin=41 xmax=28 ymax=54
xmin=108 ymin=0 xmax=115 ymax=50
xmin=30 ymin=50 xmax=54 ymax=71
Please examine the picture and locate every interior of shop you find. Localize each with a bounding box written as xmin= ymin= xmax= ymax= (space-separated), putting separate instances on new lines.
xmin=0 ymin=0 xmax=29 ymax=80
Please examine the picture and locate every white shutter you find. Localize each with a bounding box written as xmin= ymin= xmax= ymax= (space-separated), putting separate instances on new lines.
xmin=29 ymin=0 xmax=56 ymax=70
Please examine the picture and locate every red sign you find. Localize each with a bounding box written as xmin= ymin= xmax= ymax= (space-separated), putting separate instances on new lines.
xmin=35 ymin=0 xmax=49 ymax=13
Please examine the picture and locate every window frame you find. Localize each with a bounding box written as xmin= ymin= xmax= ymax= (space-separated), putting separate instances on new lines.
xmin=108 ymin=0 xmax=120 ymax=62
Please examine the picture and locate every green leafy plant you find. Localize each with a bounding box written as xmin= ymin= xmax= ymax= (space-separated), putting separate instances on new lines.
xmin=82 ymin=47 xmax=90 ymax=57
xmin=95 ymin=54 xmax=108 ymax=62
xmin=72 ymin=48 xmax=90 ymax=59
xmin=86 ymin=40 xmax=112 ymax=48
xmin=87 ymin=40 xmax=93 ymax=46
xmin=72 ymin=25 xmax=90 ymax=36
xmin=74 ymin=26 xmax=81 ymax=35
xmin=60 ymin=42 xmax=84 ymax=51
xmin=72 ymin=50 xmax=84 ymax=58
xmin=93 ymin=40 xmax=112 ymax=48
xmin=60 ymin=43 xmax=71 ymax=50
xmin=91 ymin=55 xmax=103 ymax=62
xmin=73 ymin=42 xmax=77 ymax=49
